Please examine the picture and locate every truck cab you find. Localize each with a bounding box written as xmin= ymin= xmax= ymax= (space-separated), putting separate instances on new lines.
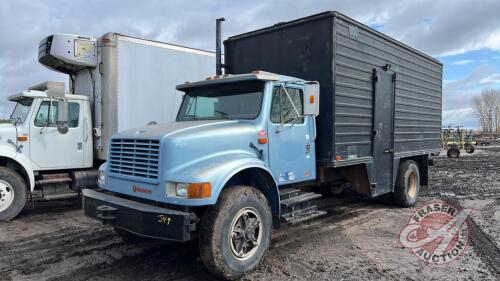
xmin=0 ymin=82 xmax=93 ymax=220
xmin=84 ymin=71 xmax=322 ymax=278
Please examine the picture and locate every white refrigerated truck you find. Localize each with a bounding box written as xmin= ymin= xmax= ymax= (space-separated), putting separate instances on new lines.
xmin=0 ymin=33 xmax=215 ymax=221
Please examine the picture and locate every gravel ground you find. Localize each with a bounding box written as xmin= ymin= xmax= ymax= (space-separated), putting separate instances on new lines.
xmin=0 ymin=144 xmax=499 ymax=281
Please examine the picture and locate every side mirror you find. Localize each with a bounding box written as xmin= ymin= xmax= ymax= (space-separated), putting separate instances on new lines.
xmin=303 ymin=82 xmax=320 ymax=116
xmin=56 ymin=99 xmax=69 ymax=134
xmin=46 ymin=88 xmax=69 ymax=134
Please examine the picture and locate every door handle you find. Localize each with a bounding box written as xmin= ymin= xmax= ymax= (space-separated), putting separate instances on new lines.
xmin=384 ymin=148 xmax=393 ymax=153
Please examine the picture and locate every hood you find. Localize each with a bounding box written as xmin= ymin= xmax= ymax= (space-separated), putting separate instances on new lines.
xmin=0 ymin=123 xmax=17 ymax=146
xmin=115 ymin=120 xmax=255 ymax=140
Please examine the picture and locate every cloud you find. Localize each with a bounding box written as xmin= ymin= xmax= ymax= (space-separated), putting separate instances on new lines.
xmin=1 ymin=0 xmax=500 ymax=122
xmin=442 ymin=107 xmax=477 ymax=128
xmin=480 ymin=73 xmax=500 ymax=84
xmin=452 ymin=59 xmax=475 ymax=65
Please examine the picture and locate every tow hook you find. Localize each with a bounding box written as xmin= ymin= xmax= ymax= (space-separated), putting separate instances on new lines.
xmin=96 ymin=205 xmax=117 ymax=224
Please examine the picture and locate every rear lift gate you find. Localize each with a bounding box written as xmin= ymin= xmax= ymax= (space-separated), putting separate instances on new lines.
xmin=83 ymin=189 xmax=197 ymax=242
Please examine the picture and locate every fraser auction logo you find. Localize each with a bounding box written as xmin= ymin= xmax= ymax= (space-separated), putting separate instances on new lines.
xmin=399 ymin=200 xmax=471 ymax=264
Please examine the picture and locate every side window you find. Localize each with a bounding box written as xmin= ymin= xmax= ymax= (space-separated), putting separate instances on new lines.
xmin=270 ymin=86 xmax=304 ymax=124
xmin=34 ymin=101 xmax=57 ymax=127
xmin=68 ymin=103 xmax=80 ymax=128
xmin=34 ymin=101 xmax=80 ymax=128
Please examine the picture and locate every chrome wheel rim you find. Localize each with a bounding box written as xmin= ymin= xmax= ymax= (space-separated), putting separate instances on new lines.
xmin=229 ymin=207 xmax=263 ymax=260
xmin=407 ymin=171 xmax=418 ymax=198
xmin=0 ymin=180 xmax=15 ymax=213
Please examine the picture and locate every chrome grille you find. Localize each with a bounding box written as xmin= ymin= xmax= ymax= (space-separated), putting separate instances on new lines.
xmin=109 ymin=139 xmax=160 ymax=180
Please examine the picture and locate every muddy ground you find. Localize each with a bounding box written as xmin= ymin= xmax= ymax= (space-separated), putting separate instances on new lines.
xmin=0 ymin=144 xmax=499 ymax=281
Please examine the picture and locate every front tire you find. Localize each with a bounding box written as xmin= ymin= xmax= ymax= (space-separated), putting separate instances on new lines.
xmin=447 ymin=147 xmax=460 ymax=158
xmin=392 ymin=160 xmax=420 ymax=207
xmin=199 ymin=186 xmax=272 ymax=280
xmin=0 ymin=167 xmax=28 ymax=222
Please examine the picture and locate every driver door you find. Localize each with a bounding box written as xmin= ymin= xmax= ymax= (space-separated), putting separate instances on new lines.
xmin=267 ymin=84 xmax=313 ymax=184
xmin=29 ymin=99 xmax=84 ymax=169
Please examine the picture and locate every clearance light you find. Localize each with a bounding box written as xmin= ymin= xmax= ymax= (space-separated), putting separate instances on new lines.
xmin=258 ymin=130 xmax=268 ymax=144
xmin=309 ymin=95 xmax=315 ymax=104
xmin=17 ymin=136 xmax=28 ymax=142
xmin=335 ymin=156 xmax=343 ymax=161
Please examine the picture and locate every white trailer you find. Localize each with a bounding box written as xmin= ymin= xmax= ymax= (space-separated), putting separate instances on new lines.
xmin=0 ymin=33 xmax=215 ymax=221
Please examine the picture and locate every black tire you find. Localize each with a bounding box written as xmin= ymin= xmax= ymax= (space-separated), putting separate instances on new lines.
xmin=465 ymin=144 xmax=475 ymax=154
xmin=392 ymin=160 xmax=420 ymax=207
xmin=199 ymin=185 xmax=272 ymax=280
xmin=114 ymin=227 xmax=142 ymax=243
xmin=447 ymin=147 xmax=460 ymax=158
xmin=0 ymin=167 xmax=28 ymax=222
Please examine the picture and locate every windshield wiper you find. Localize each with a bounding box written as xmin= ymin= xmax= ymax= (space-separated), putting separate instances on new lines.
xmin=215 ymin=110 xmax=230 ymax=119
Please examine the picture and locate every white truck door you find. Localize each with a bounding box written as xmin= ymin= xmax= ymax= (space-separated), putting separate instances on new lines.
xmin=29 ymin=99 xmax=84 ymax=169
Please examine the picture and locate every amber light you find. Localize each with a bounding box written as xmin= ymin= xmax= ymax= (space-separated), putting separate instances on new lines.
xmin=309 ymin=95 xmax=315 ymax=104
xmin=187 ymin=182 xmax=211 ymax=199
xmin=335 ymin=156 xmax=343 ymax=161
xmin=257 ymin=130 xmax=268 ymax=144
xmin=17 ymin=136 xmax=28 ymax=142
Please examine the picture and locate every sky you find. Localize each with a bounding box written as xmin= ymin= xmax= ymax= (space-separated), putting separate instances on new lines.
xmin=1 ymin=0 xmax=500 ymax=128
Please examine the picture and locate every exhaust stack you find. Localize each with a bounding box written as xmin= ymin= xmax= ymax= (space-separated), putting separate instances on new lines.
xmin=216 ymin=18 xmax=225 ymax=76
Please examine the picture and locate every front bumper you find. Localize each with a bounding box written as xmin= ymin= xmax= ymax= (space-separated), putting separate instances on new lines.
xmin=83 ymin=189 xmax=197 ymax=242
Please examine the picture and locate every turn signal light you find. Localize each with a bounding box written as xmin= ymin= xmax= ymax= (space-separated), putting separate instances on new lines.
xmin=17 ymin=136 xmax=28 ymax=142
xmin=187 ymin=182 xmax=211 ymax=199
xmin=335 ymin=156 xmax=343 ymax=161
xmin=309 ymin=95 xmax=315 ymax=104
xmin=258 ymin=130 xmax=268 ymax=144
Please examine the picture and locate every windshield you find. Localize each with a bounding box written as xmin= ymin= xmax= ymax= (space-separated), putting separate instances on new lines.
xmin=9 ymin=97 xmax=33 ymax=124
xmin=177 ymin=81 xmax=264 ymax=121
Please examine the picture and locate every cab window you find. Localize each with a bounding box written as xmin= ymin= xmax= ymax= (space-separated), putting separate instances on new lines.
xmin=270 ymin=86 xmax=304 ymax=124
xmin=34 ymin=101 xmax=80 ymax=128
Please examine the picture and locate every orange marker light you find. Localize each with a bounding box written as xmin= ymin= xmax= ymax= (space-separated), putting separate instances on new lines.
xmin=335 ymin=156 xmax=343 ymax=161
xmin=258 ymin=130 xmax=268 ymax=144
xmin=309 ymin=95 xmax=315 ymax=104
xmin=187 ymin=182 xmax=211 ymax=199
xmin=17 ymin=136 xmax=28 ymax=142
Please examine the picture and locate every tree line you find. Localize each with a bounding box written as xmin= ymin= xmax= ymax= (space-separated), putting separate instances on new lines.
xmin=473 ymin=89 xmax=500 ymax=133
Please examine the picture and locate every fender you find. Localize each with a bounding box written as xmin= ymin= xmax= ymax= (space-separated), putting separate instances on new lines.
xmin=167 ymin=151 xmax=279 ymax=207
xmin=0 ymin=146 xmax=36 ymax=191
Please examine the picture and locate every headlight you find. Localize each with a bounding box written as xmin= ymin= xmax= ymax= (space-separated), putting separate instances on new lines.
xmin=98 ymin=170 xmax=106 ymax=186
xmin=176 ymin=183 xmax=188 ymax=197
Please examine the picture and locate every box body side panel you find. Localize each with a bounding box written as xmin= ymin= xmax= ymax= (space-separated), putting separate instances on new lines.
xmin=333 ymin=18 xmax=442 ymax=160
xmin=96 ymin=38 xmax=215 ymax=160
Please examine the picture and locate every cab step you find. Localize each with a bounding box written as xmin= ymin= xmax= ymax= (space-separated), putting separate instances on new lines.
xmin=279 ymin=188 xmax=326 ymax=225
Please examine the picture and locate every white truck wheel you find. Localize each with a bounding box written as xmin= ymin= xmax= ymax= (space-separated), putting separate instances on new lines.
xmin=0 ymin=167 xmax=28 ymax=221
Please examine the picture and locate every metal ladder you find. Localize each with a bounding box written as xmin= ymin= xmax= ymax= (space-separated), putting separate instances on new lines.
xmin=280 ymin=188 xmax=327 ymax=225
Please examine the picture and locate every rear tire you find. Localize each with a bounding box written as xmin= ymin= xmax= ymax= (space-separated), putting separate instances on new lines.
xmin=199 ymin=185 xmax=272 ymax=280
xmin=392 ymin=160 xmax=420 ymax=207
xmin=0 ymin=167 xmax=28 ymax=222
xmin=447 ymin=147 xmax=460 ymax=158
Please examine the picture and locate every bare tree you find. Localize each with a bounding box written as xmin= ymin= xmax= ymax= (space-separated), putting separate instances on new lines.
xmin=473 ymin=88 xmax=500 ymax=134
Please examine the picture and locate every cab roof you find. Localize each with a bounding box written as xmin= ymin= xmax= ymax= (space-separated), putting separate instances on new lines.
xmin=8 ymin=90 xmax=90 ymax=102
xmin=176 ymin=70 xmax=304 ymax=91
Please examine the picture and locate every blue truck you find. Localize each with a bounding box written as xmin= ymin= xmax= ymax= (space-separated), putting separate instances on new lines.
xmin=83 ymin=12 xmax=442 ymax=279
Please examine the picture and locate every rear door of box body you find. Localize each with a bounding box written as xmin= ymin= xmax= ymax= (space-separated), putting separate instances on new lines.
xmin=372 ymin=69 xmax=395 ymax=195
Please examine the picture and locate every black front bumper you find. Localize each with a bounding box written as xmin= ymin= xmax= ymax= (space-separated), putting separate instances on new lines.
xmin=83 ymin=189 xmax=196 ymax=242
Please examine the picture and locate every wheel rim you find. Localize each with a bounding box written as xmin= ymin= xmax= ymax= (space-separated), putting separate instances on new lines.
xmin=228 ymin=207 xmax=263 ymax=260
xmin=0 ymin=180 xmax=15 ymax=213
xmin=407 ymin=171 xmax=418 ymax=198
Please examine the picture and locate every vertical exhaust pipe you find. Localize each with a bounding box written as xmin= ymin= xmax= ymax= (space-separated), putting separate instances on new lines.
xmin=216 ymin=18 xmax=225 ymax=76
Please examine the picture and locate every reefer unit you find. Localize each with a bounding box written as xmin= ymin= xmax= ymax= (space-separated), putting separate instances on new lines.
xmin=224 ymin=11 xmax=442 ymax=167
